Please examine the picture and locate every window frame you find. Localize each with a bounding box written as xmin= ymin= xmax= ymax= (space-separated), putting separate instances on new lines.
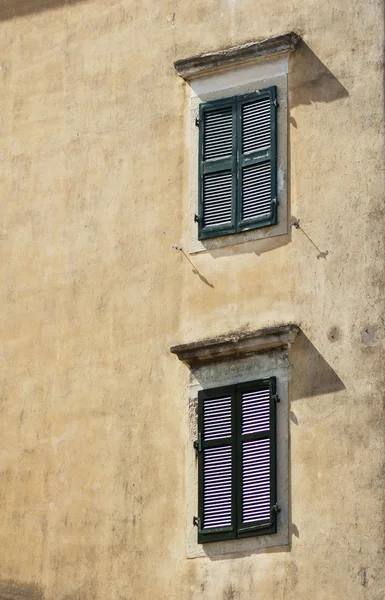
xmin=196 ymin=377 xmax=278 ymax=544
xmin=187 ymin=63 xmax=289 ymax=255
xmin=183 ymin=344 xmax=291 ymax=558
xmin=197 ymin=87 xmax=278 ymax=241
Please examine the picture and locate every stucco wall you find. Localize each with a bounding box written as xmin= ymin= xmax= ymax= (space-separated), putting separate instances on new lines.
xmin=0 ymin=0 xmax=384 ymax=599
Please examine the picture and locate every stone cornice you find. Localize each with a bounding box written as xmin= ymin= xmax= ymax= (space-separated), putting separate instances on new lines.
xmin=170 ymin=324 xmax=300 ymax=367
xmin=174 ymin=32 xmax=300 ymax=80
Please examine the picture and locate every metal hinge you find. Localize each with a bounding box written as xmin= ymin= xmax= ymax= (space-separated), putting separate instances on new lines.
xmin=272 ymin=197 xmax=279 ymax=206
xmin=273 ymin=98 xmax=279 ymax=108
xmin=193 ymin=433 xmax=202 ymax=455
xmin=195 ymin=117 xmax=200 ymax=127
xmin=194 ymin=213 xmax=200 ymax=223
xmin=272 ymin=504 xmax=281 ymax=514
xmin=193 ymin=516 xmax=201 ymax=527
xmin=272 ymin=394 xmax=280 ymax=403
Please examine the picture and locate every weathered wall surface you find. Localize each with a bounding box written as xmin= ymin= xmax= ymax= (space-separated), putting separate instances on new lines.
xmin=0 ymin=0 xmax=384 ymax=599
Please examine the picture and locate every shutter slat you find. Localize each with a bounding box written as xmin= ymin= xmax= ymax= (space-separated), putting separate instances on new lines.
xmin=203 ymin=446 xmax=232 ymax=529
xmin=242 ymin=97 xmax=271 ymax=154
xmin=203 ymin=171 xmax=232 ymax=227
xmin=241 ymin=162 xmax=272 ymax=221
xmin=242 ymin=439 xmax=271 ymax=523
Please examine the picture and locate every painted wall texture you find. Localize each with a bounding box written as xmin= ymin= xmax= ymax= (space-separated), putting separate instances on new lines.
xmin=0 ymin=0 xmax=384 ymax=598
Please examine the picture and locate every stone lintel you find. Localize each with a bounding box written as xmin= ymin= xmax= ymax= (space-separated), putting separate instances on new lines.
xmin=174 ymin=32 xmax=300 ymax=80
xmin=170 ymin=324 xmax=300 ymax=367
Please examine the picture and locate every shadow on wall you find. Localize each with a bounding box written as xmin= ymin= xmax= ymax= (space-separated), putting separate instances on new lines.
xmin=0 ymin=579 xmax=44 ymax=600
xmin=201 ymin=41 xmax=348 ymax=260
xmin=0 ymin=0 xmax=90 ymax=21
xmin=290 ymin=40 xmax=349 ymax=110
xmin=290 ymin=330 xmax=345 ymax=401
xmin=207 ymin=233 xmax=291 ymax=261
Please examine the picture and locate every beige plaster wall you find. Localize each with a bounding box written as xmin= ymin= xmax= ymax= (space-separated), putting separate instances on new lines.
xmin=0 ymin=0 xmax=384 ymax=599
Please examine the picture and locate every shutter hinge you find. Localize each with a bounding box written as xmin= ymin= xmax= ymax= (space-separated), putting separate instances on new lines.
xmin=272 ymin=504 xmax=281 ymax=514
xmin=193 ymin=433 xmax=202 ymax=455
xmin=194 ymin=213 xmax=200 ymax=223
xmin=272 ymin=394 xmax=280 ymax=403
xmin=273 ymin=98 xmax=279 ymax=108
xmin=195 ymin=117 xmax=200 ymax=127
xmin=272 ymin=198 xmax=279 ymax=206
xmin=193 ymin=516 xmax=201 ymax=527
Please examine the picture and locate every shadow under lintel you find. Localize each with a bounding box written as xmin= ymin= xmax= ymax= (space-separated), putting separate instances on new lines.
xmin=290 ymin=330 xmax=345 ymax=401
xmin=290 ymin=40 xmax=349 ymax=108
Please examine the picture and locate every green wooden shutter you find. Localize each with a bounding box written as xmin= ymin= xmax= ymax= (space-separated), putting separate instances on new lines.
xmin=236 ymin=378 xmax=277 ymax=537
xmin=197 ymin=386 xmax=236 ymax=543
xmin=198 ymin=98 xmax=237 ymax=240
xmin=237 ymin=87 xmax=277 ymax=231
xmin=196 ymin=378 xmax=278 ymax=544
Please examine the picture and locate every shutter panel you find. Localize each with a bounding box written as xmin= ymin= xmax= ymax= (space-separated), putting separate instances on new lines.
xmin=197 ymin=388 xmax=236 ymax=543
xmin=242 ymin=439 xmax=271 ymax=523
xmin=242 ymin=162 xmax=272 ymax=221
xmin=241 ymin=96 xmax=272 ymax=153
xmin=237 ymin=88 xmax=277 ymax=231
xmin=203 ymin=446 xmax=232 ymax=529
xmin=203 ymin=171 xmax=233 ymax=227
xmin=198 ymin=100 xmax=237 ymax=239
xmin=203 ymin=395 xmax=232 ymax=440
xmin=203 ymin=107 xmax=233 ymax=160
xmin=237 ymin=379 xmax=277 ymax=537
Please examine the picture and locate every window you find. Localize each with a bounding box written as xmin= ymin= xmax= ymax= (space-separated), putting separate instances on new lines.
xmin=195 ymin=377 xmax=278 ymax=543
xmin=170 ymin=325 xmax=298 ymax=557
xmin=186 ymin=64 xmax=289 ymax=254
xmin=197 ymin=87 xmax=278 ymax=240
xmin=174 ymin=32 xmax=298 ymax=252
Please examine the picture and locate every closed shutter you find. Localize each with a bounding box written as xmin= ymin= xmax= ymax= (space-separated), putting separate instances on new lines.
xmin=196 ymin=378 xmax=277 ymax=544
xmin=197 ymin=87 xmax=278 ymax=240
xmin=197 ymin=387 xmax=236 ymax=543
xmin=237 ymin=87 xmax=277 ymax=231
xmin=237 ymin=379 xmax=277 ymax=537
xmin=198 ymin=100 xmax=237 ymax=239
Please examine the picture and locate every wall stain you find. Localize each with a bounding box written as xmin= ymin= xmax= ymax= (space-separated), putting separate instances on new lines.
xmin=223 ymin=585 xmax=240 ymax=600
xmin=0 ymin=580 xmax=44 ymax=600
xmin=327 ymin=326 xmax=341 ymax=342
xmin=361 ymin=324 xmax=380 ymax=347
